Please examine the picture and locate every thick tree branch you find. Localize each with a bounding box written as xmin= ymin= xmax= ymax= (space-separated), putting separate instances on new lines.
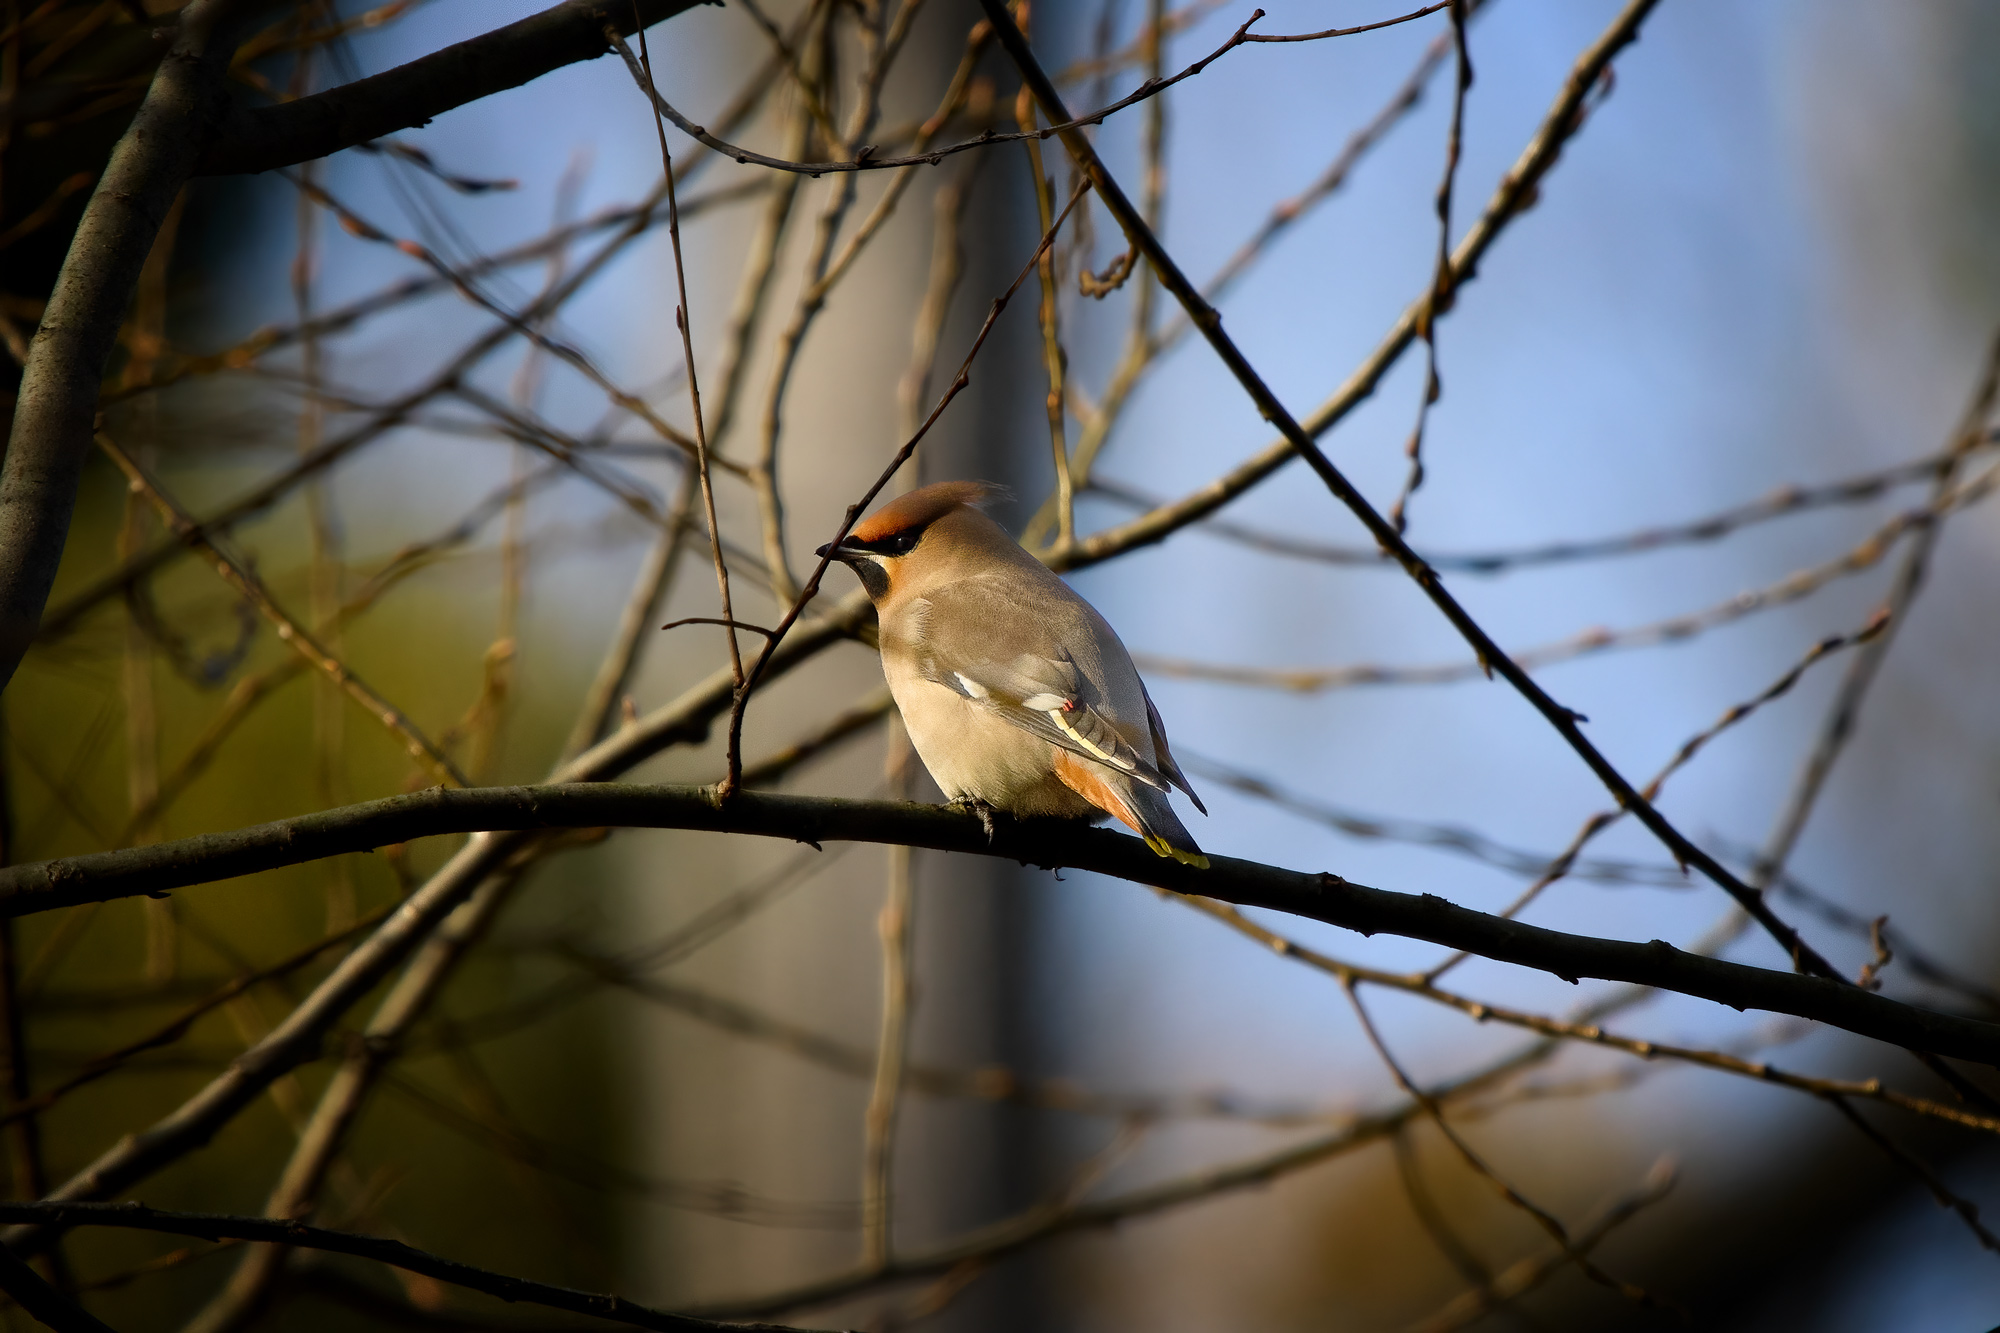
xmin=0 ymin=0 xmax=253 ymax=695
xmin=196 ymin=0 xmax=712 ymax=177
xmin=0 ymin=600 xmax=866 ymax=1250
xmin=0 ymin=1201 xmax=834 ymax=1333
xmin=4 ymin=785 xmax=1999 ymax=1066
xmin=0 ymin=1 xmax=712 ymax=699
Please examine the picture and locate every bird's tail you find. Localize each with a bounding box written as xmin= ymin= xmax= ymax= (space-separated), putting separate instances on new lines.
xmin=1054 ymin=751 xmax=1208 ymax=867
xmin=1127 ymin=783 xmax=1209 ymax=868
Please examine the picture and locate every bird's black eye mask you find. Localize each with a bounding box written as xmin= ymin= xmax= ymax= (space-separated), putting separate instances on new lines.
xmin=839 ymin=526 xmax=925 ymax=557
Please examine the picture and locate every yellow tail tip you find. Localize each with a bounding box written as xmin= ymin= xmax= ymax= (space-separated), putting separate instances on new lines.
xmin=1144 ymin=834 xmax=1209 ymax=869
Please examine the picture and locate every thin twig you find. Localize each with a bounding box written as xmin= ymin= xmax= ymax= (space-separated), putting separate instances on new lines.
xmin=1405 ymin=1161 xmax=1677 ymax=1333
xmin=1388 ymin=0 xmax=1471 ymax=535
xmin=1082 ymin=432 xmax=1999 ymax=573
xmin=1133 ymin=462 xmax=2000 ymax=692
xmin=1344 ymin=980 xmax=1672 ymax=1311
xmin=610 ymin=5 xmax=1449 ymax=180
xmin=634 ymin=5 xmax=744 ymax=716
xmin=97 ymin=434 xmax=468 ymax=788
xmin=43 ymin=177 xmax=695 ymax=643
xmin=1018 ymin=85 xmax=1075 ymax=548
xmin=0 ymin=1201 xmax=837 ymax=1333
xmin=1823 ymin=1094 xmax=2000 ymax=1253
xmin=687 ymin=1030 xmax=1573 ymax=1319
xmin=1423 ymin=611 xmax=1890 ymax=982
xmin=1023 ymin=0 xmax=1486 ymax=549
xmin=1747 ymin=334 xmax=2000 ymax=890
xmin=713 ymin=179 xmax=1094 ymax=799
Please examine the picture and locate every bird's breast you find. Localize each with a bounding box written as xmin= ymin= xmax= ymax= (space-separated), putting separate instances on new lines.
xmin=883 ymin=659 xmax=1097 ymax=819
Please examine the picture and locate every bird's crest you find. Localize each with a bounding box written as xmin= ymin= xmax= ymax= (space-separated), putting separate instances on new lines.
xmin=850 ymin=480 xmax=1002 ymax=544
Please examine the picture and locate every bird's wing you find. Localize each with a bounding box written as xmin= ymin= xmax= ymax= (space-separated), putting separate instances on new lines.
xmin=1141 ymin=682 xmax=1207 ymax=814
xmin=908 ymin=585 xmax=1171 ymax=794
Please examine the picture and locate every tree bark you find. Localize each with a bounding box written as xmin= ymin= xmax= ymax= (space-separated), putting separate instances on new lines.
xmin=195 ymin=0 xmax=712 ymax=177
xmin=1 ymin=782 xmax=1994 ymax=1066
xmin=0 ymin=0 xmax=709 ymax=695
xmin=0 ymin=0 xmax=249 ymax=692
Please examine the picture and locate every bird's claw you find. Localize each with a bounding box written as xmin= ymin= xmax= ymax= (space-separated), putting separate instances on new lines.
xmin=952 ymin=797 xmax=998 ymax=845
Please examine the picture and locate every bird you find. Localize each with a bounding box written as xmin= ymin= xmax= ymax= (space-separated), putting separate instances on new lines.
xmin=817 ymin=480 xmax=1209 ymax=867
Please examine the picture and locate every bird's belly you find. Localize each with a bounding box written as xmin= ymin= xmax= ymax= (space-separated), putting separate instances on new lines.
xmin=889 ymin=674 xmax=1098 ymax=819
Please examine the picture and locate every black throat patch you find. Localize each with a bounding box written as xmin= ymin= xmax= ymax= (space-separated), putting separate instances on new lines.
xmin=850 ymin=557 xmax=890 ymax=600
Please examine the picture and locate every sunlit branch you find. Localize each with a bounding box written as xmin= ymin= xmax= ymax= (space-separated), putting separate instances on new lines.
xmin=8 ymin=785 xmax=2000 ymax=1065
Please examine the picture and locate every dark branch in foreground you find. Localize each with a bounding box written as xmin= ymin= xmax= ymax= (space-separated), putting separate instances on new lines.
xmin=0 ymin=1243 xmax=115 ymax=1333
xmin=0 ymin=1202 xmax=837 ymax=1333
xmin=196 ymin=0 xmax=711 ymax=177
xmin=5 ymin=785 xmax=1999 ymax=1066
xmin=0 ymin=0 xmax=249 ymax=694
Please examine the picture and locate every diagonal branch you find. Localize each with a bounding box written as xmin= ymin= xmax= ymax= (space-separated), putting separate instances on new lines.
xmin=97 ymin=435 xmax=469 ymax=789
xmin=194 ymin=0 xmax=711 ymax=177
xmin=0 ymin=1243 xmax=116 ymax=1333
xmin=978 ymin=0 xmax=1863 ymax=989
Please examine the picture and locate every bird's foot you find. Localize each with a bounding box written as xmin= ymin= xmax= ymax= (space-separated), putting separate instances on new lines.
xmin=951 ymin=796 xmax=999 ymax=845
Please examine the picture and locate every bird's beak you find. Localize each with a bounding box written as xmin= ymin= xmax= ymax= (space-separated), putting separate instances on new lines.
xmin=816 ymin=541 xmax=861 ymax=564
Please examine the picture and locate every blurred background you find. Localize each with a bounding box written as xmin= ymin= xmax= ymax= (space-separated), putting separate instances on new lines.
xmin=3 ymin=0 xmax=1999 ymax=1328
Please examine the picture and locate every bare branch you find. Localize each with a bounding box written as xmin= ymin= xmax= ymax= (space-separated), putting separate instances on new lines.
xmin=0 ymin=1202 xmax=839 ymax=1333
xmin=985 ymin=0 xmax=1913 ymax=993
xmin=610 ymin=5 xmax=1448 ymax=180
xmin=0 ymin=0 xmax=253 ymax=693
xmin=1084 ymin=433 xmax=2000 ymax=573
xmin=6 ymin=785 xmax=2000 ymax=1065
xmin=98 ymin=435 xmax=469 ymax=788
xmin=194 ymin=0 xmax=712 ymax=177
xmin=0 ymin=1245 xmax=115 ymax=1333
xmin=1405 ymin=1162 xmax=1677 ymax=1333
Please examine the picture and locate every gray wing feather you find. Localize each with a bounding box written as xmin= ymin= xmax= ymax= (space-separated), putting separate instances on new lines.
xmin=909 ymin=584 xmax=1170 ymax=793
xmin=1141 ymin=683 xmax=1207 ymax=814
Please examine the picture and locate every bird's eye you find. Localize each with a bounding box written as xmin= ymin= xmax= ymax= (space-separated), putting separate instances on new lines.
xmin=844 ymin=527 xmax=925 ymax=556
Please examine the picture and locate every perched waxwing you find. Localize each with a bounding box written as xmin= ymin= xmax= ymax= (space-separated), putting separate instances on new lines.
xmin=817 ymin=481 xmax=1209 ymax=867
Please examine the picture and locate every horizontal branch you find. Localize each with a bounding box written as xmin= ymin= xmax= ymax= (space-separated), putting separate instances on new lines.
xmin=0 ymin=1202 xmax=832 ymax=1333
xmin=196 ymin=0 xmax=710 ymax=176
xmin=7 ymin=786 xmax=2000 ymax=1066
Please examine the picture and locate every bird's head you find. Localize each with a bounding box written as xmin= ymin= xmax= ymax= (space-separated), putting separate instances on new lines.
xmin=816 ymin=480 xmax=1003 ymax=600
